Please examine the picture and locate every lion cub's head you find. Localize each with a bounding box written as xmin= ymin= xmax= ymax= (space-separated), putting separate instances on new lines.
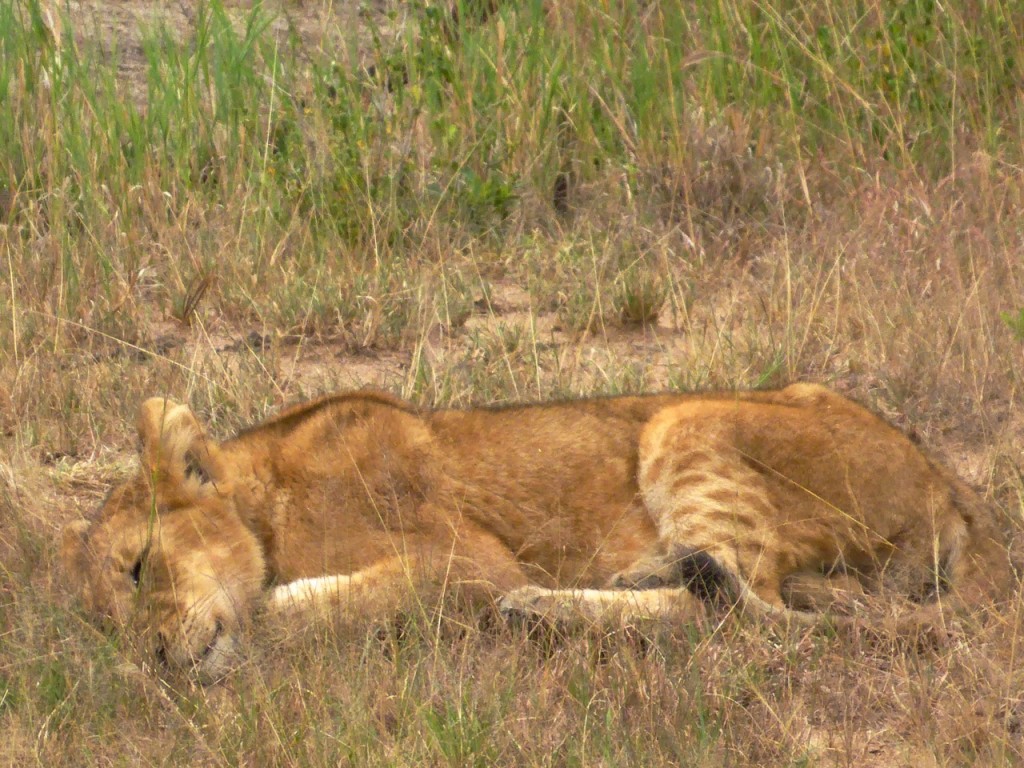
xmin=61 ymin=399 xmax=266 ymax=681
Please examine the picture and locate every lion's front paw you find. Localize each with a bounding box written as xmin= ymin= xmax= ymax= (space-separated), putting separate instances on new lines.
xmin=610 ymin=554 xmax=679 ymax=590
xmin=498 ymin=585 xmax=555 ymax=620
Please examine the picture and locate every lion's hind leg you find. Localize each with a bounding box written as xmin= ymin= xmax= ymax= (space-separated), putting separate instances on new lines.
xmin=609 ymin=544 xmax=823 ymax=628
xmin=612 ymin=547 xmax=871 ymax=617
xmin=629 ymin=404 xmax=822 ymax=624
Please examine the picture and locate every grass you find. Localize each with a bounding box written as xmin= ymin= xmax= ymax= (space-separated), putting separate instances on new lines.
xmin=2 ymin=0 xmax=1024 ymax=764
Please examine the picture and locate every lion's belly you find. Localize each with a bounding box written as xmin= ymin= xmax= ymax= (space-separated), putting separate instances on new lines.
xmin=508 ymin=498 xmax=661 ymax=588
xmin=437 ymin=441 xmax=660 ymax=588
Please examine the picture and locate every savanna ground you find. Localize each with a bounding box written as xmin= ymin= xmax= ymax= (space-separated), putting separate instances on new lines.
xmin=2 ymin=0 xmax=1024 ymax=764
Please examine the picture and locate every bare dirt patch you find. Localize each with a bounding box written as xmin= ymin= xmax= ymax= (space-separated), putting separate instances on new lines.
xmin=55 ymin=0 xmax=403 ymax=103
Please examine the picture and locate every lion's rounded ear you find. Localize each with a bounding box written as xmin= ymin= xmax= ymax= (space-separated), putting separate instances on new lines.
xmin=136 ymin=398 xmax=224 ymax=495
xmin=137 ymin=398 xmax=199 ymax=452
xmin=60 ymin=519 xmax=92 ymax=580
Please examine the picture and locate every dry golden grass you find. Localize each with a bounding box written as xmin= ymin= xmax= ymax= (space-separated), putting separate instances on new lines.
xmin=2 ymin=0 xmax=1024 ymax=764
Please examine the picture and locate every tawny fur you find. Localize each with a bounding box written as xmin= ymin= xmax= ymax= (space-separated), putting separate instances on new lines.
xmin=61 ymin=383 xmax=1012 ymax=679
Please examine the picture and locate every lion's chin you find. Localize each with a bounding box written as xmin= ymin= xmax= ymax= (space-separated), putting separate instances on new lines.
xmin=193 ymin=627 xmax=240 ymax=683
xmin=160 ymin=605 xmax=247 ymax=683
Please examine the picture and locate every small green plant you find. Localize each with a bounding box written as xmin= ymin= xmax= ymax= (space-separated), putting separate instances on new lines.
xmin=422 ymin=697 xmax=497 ymax=768
xmin=557 ymin=286 xmax=600 ymax=334
xmin=1001 ymin=308 xmax=1024 ymax=341
xmin=615 ymin=267 xmax=666 ymax=326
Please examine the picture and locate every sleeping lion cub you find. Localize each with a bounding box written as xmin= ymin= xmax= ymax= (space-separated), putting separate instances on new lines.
xmin=62 ymin=383 xmax=1011 ymax=679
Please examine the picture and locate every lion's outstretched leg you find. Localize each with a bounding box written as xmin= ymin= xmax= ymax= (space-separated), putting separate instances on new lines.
xmin=268 ymin=560 xmax=418 ymax=617
xmin=497 ymin=585 xmax=702 ymax=625
xmin=268 ymin=523 xmax=532 ymax=621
